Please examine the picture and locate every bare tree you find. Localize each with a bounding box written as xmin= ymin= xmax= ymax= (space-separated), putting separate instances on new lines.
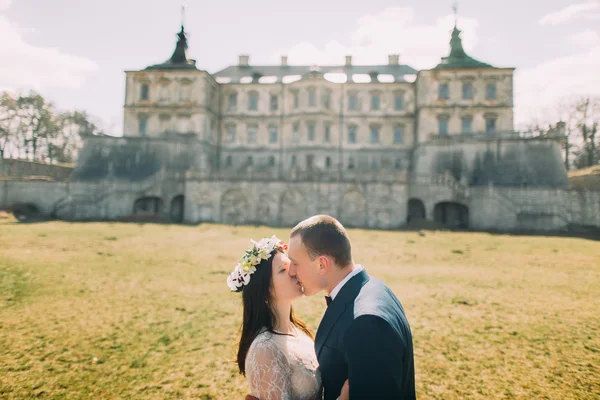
xmin=52 ymin=110 xmax=102 ymax=163
xmin=0 ymin=93 xmax=20 ymax=158
xmin=1 ymin=90 xmax=104 ymax=163
xmin=572 ymin=97 xmax=600 ymax=168
xmin=526 ymin=96 xmax=600 ymax=170
xmin=15 ymin=92 xmax=57 ymax=161
xmin=556 ymin=99 xmax=580 ymax=171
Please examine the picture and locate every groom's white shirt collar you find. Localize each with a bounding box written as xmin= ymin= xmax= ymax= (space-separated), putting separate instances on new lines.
xmin=329 ymin=264 xmax=364 ymax=300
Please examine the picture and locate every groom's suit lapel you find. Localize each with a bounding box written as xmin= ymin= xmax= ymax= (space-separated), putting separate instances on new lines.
xmin=315 ymin=269 xmax=370 ymax=358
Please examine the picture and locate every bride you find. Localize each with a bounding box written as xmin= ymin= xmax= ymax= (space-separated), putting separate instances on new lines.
xmin=227 ymin=235 xmax=322 ymax=400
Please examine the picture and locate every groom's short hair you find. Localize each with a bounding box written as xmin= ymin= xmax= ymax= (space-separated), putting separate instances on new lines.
xmin=290 ymin=215 xmax=352 ymax=268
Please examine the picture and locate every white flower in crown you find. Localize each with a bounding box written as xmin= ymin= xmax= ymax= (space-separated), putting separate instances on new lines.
xmin=227 ymin=235 xmax=289 ymax=292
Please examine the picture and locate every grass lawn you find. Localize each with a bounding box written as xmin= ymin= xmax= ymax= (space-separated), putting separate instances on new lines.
xmin=1 ymin=214 xmax=599 ymax=399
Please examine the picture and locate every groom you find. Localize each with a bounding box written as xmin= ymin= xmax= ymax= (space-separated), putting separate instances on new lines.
xmin=287 ymin=214 xmax=416 ymax=399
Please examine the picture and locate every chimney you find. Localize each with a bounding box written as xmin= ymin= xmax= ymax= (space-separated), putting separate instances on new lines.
xmin=281 ymin=55 xmax=288 ymax=67
xmin=345 ymin=55 xmax=352 ymax=67
xmin=388 ymin=54 xmax=400 ymax=65
xmin=238 ymin=54 xmax=249 ymax=67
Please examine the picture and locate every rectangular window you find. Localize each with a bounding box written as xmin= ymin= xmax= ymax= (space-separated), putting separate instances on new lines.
xmin=307 ymin=154 xmax=314 ymax=169
xmin=293 ymin=92 xmax=299 ymax=108
xmin=325 ymin=156 xmax=331 ymax=168
xmin=270 ymin=94 xmax=278 ymax=111
xmin=248 ymin=92 xmax=258 ymax=111
xmin=348 ymin=94 xmax=358 ymax=110
xmin=269 ymin=156 xmax=275 ymax=166
xmin=371 ymin=156 xmax=378 ymax=170
xmin=247 ymin=124 xmax=257 ymax=143
xmin=180 ymin=84 xmax=191 ymax=101
xmin=348 ymin=126 xmax=357 ymax=144
xmin=225 ymin=155 xmax=232 ymax=167
xmin=307 ymin=122 xmax=315 ymax=141
xmin=226 ymin=125 xmax=236 ymax=143
xmin=461 ymin=117 xmax=473 ymax=134
xmin=159 ymin=114 xmax=171 ymax=133
xmin=438 ymin=118 xmax=449 ymax=135
xmin=248 ymin=156 xmax=253 ymax=165
xmin=393 ymin=125 xmax=404 ymax=144
xmin=140 ymin=84 xmax=149 ymax=100
xmin=228 ymin=93 xmax=237 ymax=111
xmin=159 ymin=84 xmax=169 ymax=101
xmin=371 ymin=94 xmax=380 ymax=110
xmin=486 ymin=82 xmax=497 ymax=99
xmin=370 ymin=126 xmax=380 ymax=144
xmin=462 ymin=82 xmax=473 ymax=99
xmin=486 ymin=118 xmax=497 ymax=134
xmin=395 ymin=158 xmax=402 ymax=169
xmin=291 ymin=155 xmax=297 ymax=167
xmin=139 ymin=117 xmax=147 ymax=135
xmin=438 ymin=83 xmax=449 ymax=100
xmin=323 ymin=92 xmax=331 ymax=109
xmin=292 ymin=123 xmax=300 ymax=143
xmin=324 ymin=125 xmax=331 ymax=143
xmin=394 ymin=93 xmax=404 ymax=110
xmin=269 ymin=126 xmax=278 ymax=143
xmin=308 ymin=89 xmax=316 ymax=107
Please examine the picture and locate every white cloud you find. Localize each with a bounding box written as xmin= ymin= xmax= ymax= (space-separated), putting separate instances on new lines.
xmin=0 ymin=12 xmax=97 ymax=91
xmin=273 ymin=7 xmax=480 ymax=70
xmin=569 ymin=29 xmax=600 ymax=48
xmin=0 ymin=0 xmax=12 ymax=12
xmin=515 ymin=44 xmax=600 ymax=126
xmin=539 ymin=1 xmax=600 ymax=26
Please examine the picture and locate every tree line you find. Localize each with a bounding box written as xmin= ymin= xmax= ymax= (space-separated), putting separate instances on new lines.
xmin=523 ymin=96 xmax=599 ymax=170
xmin=0 ymin=91 xmax=103 ymax=164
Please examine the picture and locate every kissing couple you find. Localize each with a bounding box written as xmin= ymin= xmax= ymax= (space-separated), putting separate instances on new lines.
xmin=227 ymin=215 xmax=416 ymax=399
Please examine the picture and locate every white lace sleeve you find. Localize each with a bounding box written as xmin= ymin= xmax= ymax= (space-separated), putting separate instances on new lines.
xmin=246 ymin=335 xmax=293 ymax=400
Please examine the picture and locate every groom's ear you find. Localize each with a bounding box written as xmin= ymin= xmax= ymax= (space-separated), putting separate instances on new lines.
xmin=318 ymin=255 xmax=331 ymax=275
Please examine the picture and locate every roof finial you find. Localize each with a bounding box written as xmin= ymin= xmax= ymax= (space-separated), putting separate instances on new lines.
xmin=181 ymin=2 xmax=187 ymax=29
xmin=453 ymin=1 xmax=458 ymax=28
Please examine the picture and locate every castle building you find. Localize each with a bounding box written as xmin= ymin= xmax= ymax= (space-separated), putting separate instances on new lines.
xmin=6 ymin=16 xmax=597 ymax=232
xmin=121 ymin=22 xmax=517 ymax=185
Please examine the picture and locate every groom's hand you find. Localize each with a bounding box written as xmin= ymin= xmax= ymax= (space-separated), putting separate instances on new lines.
xmin=245 ymin=395 xmax=259 ymax=400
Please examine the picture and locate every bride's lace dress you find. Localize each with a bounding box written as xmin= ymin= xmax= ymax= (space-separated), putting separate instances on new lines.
xmin=245 ymin=327 xmax=322 ymax=400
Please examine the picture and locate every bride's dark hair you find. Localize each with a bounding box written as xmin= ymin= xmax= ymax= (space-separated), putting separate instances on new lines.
xmin=236 ymin=249 xmax=313 ymax=375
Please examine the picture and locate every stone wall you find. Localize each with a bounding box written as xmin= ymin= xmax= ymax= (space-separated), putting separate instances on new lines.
xmin=0 ymin=159 xmax=73 ymax=181
xmin=1 ymin=178 xmax=599 ymax=232
xmin=466 ymin=186 xmax=600 ymax=231
xmin=183 ymin=180 xmax=408 ymax=229
xmin=72 ymin=136 xmax=214 ymax=182
xmin=413 ymin=138 xmax=569 ymax=188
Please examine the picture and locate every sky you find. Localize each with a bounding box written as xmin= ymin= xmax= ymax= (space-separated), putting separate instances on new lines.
xmin=1 ymin=0 xmax=599 ymax=134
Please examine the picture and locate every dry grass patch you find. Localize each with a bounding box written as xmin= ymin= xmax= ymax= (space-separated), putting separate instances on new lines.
xmin=0 ymin=218 xmax=599 ymax=399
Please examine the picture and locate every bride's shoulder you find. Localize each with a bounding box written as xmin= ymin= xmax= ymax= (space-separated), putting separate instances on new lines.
xmin=250 ymin=328 xmax=275 ymax=347
xmin=248 ymin=329 xmax=285 ymax=355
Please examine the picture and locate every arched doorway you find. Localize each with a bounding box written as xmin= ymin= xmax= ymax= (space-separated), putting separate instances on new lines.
xmin=221 ymin=189 xmax=249 ymax=225
xmin=434 ymin=202 xmax=469 ymax=229
xmin=133 ymin=197 xmax=163 ymax=215
xmin=280 ymin=189 xmax=307 ymax=226
xmin=406 ymin=198 xmax=426 ymax=224
xmin=170 ymin=195 xmax=184 ymax=223
xmin=339 ymin=190 xmax=367 ymax=228
xmin=12 ymin=203 xmax=42 ymax=222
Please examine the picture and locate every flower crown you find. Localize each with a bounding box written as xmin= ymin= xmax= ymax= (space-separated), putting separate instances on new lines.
xmin=227 ymin=235 xmax=288 ymax=292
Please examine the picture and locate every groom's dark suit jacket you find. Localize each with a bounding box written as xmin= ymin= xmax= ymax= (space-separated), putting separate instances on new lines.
xmin=315 ymin=269 xmax=416 ymax=400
